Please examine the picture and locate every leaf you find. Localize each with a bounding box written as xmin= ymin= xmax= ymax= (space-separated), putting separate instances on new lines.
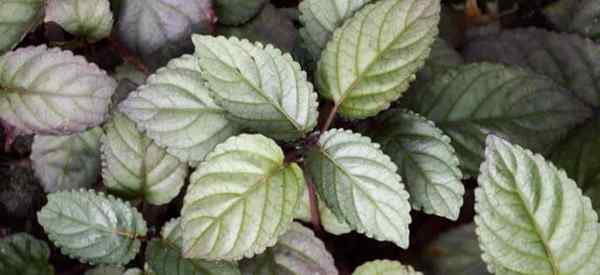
xmin=37 ymin=189 xmax=147 ymax=265
xmin=146 ymin=218 xmax=241 ymax=275
xmin=544 ymin=0 xmax=600 ymax=40
xmin=373 ymin=109 xmax=464 ymax=220
xmin=45 ymin=0 xmax=113 ymax=42
xmin=352 ymin=260 xmax=422 ymax=275
xmin=116 ymin=0 xmax=215 ymax=69
xmin=85 ymin=266 xmax=125 ymax=275
xmin=192 ymin=35 xmax=318 ymax=141
xmin=295 ymin=187 xmax=352 ymax=235
xmin=464 ymin=28 xmax=600 ymax=107
xmin=102 ymin=112 xmax=188 ymax=205
xmin=240 ymin=222 xmax=338 ymax=275
xmin=123 ymin=269 xmax=144 ymax=275
xmin=0 ymin=0 xmax=44 ymax=54
xmin=298 ymin=0 xmax=374 ymax=59
xmin=182 ymin=134 xmax=303 ymax=260
xmin=305 ymin=129 xmax=411 ymax=247
xmin=418 ymin=38 xmax=463 ymax=82
xmin=215 ymin=0 xmax=267 ymax=26
xmin=120 ymin=54 xmax=238 ymax=164
xmin=401 ymin=63 xmax=591 ymax=175
xmin=113 ymin=64 xmax=146 ymax=86
xmin=0 ymin=45 xmax=117 ymax=135
xmin=31 ymin=127 xmax=103 ymax=193
xmin=475 ymin=136 xmax=600 ymax=274
xmin=0 ymin=233 xmax=54 ymax=275
xmin=0 ymin=165 xmax=44 ymax=220
xmin=316 ymin=0 xmax=440 ymax=119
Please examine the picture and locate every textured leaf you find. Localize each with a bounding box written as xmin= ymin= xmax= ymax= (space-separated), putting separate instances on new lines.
xmin=464 ymin=28 xmax=600 ymax=107
xmin=352 ymin=260 xmax=422 ymax=275
xmin=116 ymin=0 xmax=215 ymax=69
xmin=544 ymin=0 xmax=600 ymax=40
xmin=45 ymin=0 xmax=113 ymax=42
xmin=85 ymin=266 xmax=125 ymax=275
xmin=306 ymin=129 xmax=411 ymax=247
xmin=102 ymin=112 xmax=187 ymax=205
xmin=215 ymin=0 xmax=266 ymax=26
xmin=193 ymin=35 xmax=318 ymax=141
xmin=295 ymin=187 xmax=352 ymax=235
xmin=316 ymin=0 xmax=440 ymax=119
xmin=182 ymin=134 xmax=303 ymax=260
xmin=475 ymin=136 xmax=600 ymax=274
xmin=424 ymin=224 xmax=489 ymax=275
xmin=120 ymin=54 xmax=238 ymax=163
xmin=113 ymin=64 xmax=146 ymax=86
xmin=0 ymin=0 xmax=44 ymax=54
xmin=0 ymin=45 xmax=117 ymax=135
xmin=418 ymin=38 xmax=463 ymax=82
xmin=401 ymin=63 xmax=591 ymax=175
xmin=123 ymin=269 xmax=144 ymax=275
xmin=31 ymin=127 xmax=103 ymax=193
xmin=298 ymin=0 xmax=373 ymax=59
xmin=0 ymin=233 xmax=54 ymax=275
xmin=37 ymin=190 xmax=147 ymax=265
xmin=373 ymin=109 xmax=464 ymax=220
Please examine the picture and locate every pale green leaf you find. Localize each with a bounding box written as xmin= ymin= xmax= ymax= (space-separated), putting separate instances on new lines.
xmin=373 ymin=109 xmax=464 ymax=220
xmin=0 ymin=45 xmax=117 ymax=135
xmin=295 ymin=187 xmax=352 ymax=235
xmin=192 ymin=35 xmax=318 ymax=141
xmin=475 ymin=136 xmax=600 ymax=274
xmin=305 ymin=129 xmax=411 ymax=247
xmin=182 ymin=134 xmax=303 ymax=260
xmin=401 ymin=63 xmax=591 ymax=175
xmin=424 ymin=224 xmax=489 ymax=275
xmin=0 ymin=0 xmax=44 ymax=54
xmin=215 ymin=0 xmax=266 ymax=26
xmin=123 ymin=269 xmax=144 ymax=275
xmin=37 ymin=189 xmax=147 ymax=265
xmin=120 ymin=54 xmax=238 ymax=163
xmin=31 ymin=127 xmax=103 ymax=193
xmin=45 ymin=0 xmax=113 ymax=42
xmin=0 ymin=233 xmax=54 ymax=275
xmin=102 ymin=112 xmax=188 ymax=205
xmin=113 ymin=64 xmax=146 ymax=86
xmin=352 ymin=260 xmax=422 ymax=275
xmin=85 ymin=266 xmax=125 ymax=275
xmin=316 ymin=0 xmax=440 ymax=119
xmin=544 ymin=0 xmax=600 ymax=40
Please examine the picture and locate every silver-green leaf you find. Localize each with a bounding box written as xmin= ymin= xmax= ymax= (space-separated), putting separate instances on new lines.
xmin=45 ymin=0 xmax=113 ymax=42
xmin=0 ymin=0 xmax=44 ymax=54
xmin=0 ymin=233 xmax=54 ymax=275
xmin=352 ymin=260 xmax=422 ymax=275
xmin=214 ymin=0 xmax=267 ymax=26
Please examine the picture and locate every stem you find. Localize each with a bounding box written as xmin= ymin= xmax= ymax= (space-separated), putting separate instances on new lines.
xmin=321 ymin=103 xmax=340 ymax=133
xmin=304 ymin=172 xmax=322 ymax=233
xmin=107 ymin=36 xmax=150 ymax=75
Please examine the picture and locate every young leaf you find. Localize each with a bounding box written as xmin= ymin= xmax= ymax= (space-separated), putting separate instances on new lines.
xmin=0 ymin=0 xmax=45 ymax=54
xmin=475 ymin=136 xmax=600 ymax=274
xmin=31 ymin=127 xmax=103 ymax=193
xmin=0 ymin=233 xmax=54 ymax=275
xmin=305 ymin=129 xmax=411 ymax=247
xmin=0 ymin=45 xmax=117 ymax=135
xmin=214 ymin=0 xmax=267 ymax=26
xmin=373 ymin=109 xmax=464 ymax=220
xmin=240 ymin=222 xmax=338 ymax=275
xmin=120 ymin=54 xmax=238 ymax=163
xmin=316 ymin=0 xmax=440 ymax=119
xmin=192 ymin=35 xmax=318 ymax=141
xmin=102 ymin=112 xmax=187 ymax=205
xmin=85 ymin=266 xmax=125 ymax=275
xmin=37 ymin=190 xmax=147 ymax=265
xmin=182 ymin=134 xmax=303 ymax=260
xmin=401 ymin=63 xmax=591 ymax=175
xmin=544 ymin=0 xmax=600 ymax=40
xmin=352 ymin=260 xmax=422 ymax=275
xmin=45 ymin=0 xmax=114 ymax=42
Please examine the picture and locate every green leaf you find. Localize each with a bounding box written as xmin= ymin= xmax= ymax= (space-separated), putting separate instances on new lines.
xmin=215 ymin=0 xmax=266 ymax=26
xmin=0 ymin=0 xmax=44 ymax=54
xmin=102 ymin=112 xmax=188 ymax=205
xmin=295 ymin=187 xmax=352 ymax=235
xmin=305 ymin=129 xmax=411 ymax=247
xmin=0 ymin=45 xmax=117 ymax=135
xmin=0 ymin=233 xmax=54 ymax=275
xmin=418 ymin=38 xmax=463 ymax=82
xmin=192 ymin=35 xmax=318 ymax=141
xmin=85 ymin=266 xmax=125 ymax=275
xmin=464 ymin=28 xmax=600 ymax=107
xmin=352 ymin=260 xmax=422 ymax=275
xmin=475 ymin=136 xmax=600 ymax=274
xmin=316 ymin=0 xmax=440 ymax=119
xmin=544 ymin=0 xmax=600 ymax=40
xmin=298 ymin=0 xmax=374 ymax=59
xmin=373 ymin=109 xmax=464 ymax=220
xmin=113 ymin=64 xmax=146 ymax=86
xmin=120 ymin=54 xmax=238 ymax=163
xmin=37 ymin=189 xmax=147 ymax=265
xmin=45 ymin=0 xmax=113 ymax=42
xmin=123 ymin=269 xmax=144 ymax=275
xmin=240 ymin=222 xmax=338 ymax=275
xmin=146 ymin=218 xmax=241 ymax=275
xmin=401 ymin=63 xmax=591 ymax=175
xmin=182 ymin=134 xmax=303 ymax=260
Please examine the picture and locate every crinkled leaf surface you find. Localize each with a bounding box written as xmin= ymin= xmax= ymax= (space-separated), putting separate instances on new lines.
xmin=37 ymin=190 xmax=147 ymax=265
xmin=193 ymin=35 xmax=318 ymax=141
xmin=401 ymin=63 xmax=591 ymax=175
xmin=373 ymin=109 xmax=464 ymax=220
xmin=182 ymin=134 xmax=303 ymax=260
xmin=305 ymin=129 xmax=411 ymax=247
xmin=0 ymin=233 xmax=54 ymax=275
xmin=31 ymin=127 xmax=103 ymax=193
xmin=475 ymin=136 xmax=600 ymax=274
xmin=316 ymin=0 xmax=440 ymax=119
xmin=0 ymin=45 xmax=117 ymax=135
xmin=353 ymin=260 xmax=422 ymax=275
xmin=45 ymin=0 xmax=113 ymax=42
xmin=215 ymin=0 xmax=266 ymax=26
xmin=544 ymin=0 xmax=600 ymax=40
xmin=424 ymin=224 xmax=489 ymax=275
xmin=120 ymin=54 xmax=238 ymax=163
xmin=85 ymin=266 xmax=125 ymax=275
xmin=0 ymin=0 xmax=44 ymax=54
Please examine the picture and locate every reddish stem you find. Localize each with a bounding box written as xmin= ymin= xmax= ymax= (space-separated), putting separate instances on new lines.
xmin=107 ymin=36 xmax=150 ymax=75
xmin=305 ymin=173 xmax=323 ymax=233
xmin=320 ymin=103 xmax=340 ymax=133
